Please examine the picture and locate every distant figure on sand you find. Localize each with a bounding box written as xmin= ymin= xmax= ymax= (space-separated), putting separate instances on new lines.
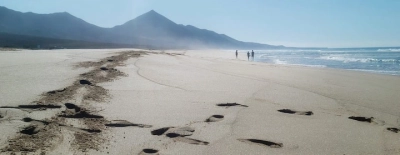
xmin=247 ymin=51 xmax=250 ymax=60
xmin=251 ymin=50 xmax=255 ymax=60
xmin=236 ymin=50 xmax=238 ymax=58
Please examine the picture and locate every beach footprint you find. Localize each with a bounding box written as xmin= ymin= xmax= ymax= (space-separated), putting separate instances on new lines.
xmin=151 ymin=127 xmax=172 ymax=136
xmin=151 ymin=126 xmax=194 ymax=137
xmin=22 ymin=117 xmax=101 ymax=134
xmin=20 ymin=125 xmax=43 ymax=135
xmin=105 ymin=120 xmax=152 ymax=128
xmin=79 ymin=79 xmax=93 ymax=85
xmin=58 ymin=110 xmax=104 ymax=118
xmin=59 ymin=103 xmax=104 ymax=118
xmin=150 ymin=126 xmax=209 ymax=145
xmin=216 ymin=103 xmax=248 ymax=108
xmin=59 ymin=124 xmax=102 ymax=134
xmin=100 ymin=67 xmax=109 ymax=71
xmin=170 ymin=137 xmax=209 ymax=145
xmin=47 ymin=88 xmax=67 ymax=94
xmin=0 ymin=104 xmax=62 ymax=110
xmin=205 ymin=115 xmax=224 ymax=122
xmin=238 ymin=139 xmax=283 ymax=148
xmin=348 ymin=116 xmax=374 ymax=123
xmin=348 ymin=116 xmax=385 ymax=125
xmin=387 ymin=127 xmax=399 ymax=133
xmin=277 ymin=109 xmax=313 ymax=116
xmin=139 ymin=148 xmax=159 ymax=155
xmin=64 ymin=103 xmax=81 ymax=112
xmin=19 ymin=117 xmax=52 ymax=135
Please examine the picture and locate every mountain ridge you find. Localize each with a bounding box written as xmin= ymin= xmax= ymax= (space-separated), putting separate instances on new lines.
xmin=0 ymin=6 xmax=282 ymax=49
xmin=0 ymin=6 xmax=108 ymax=42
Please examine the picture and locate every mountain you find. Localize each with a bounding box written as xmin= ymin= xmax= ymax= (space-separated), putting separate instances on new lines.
xmin=111 ymin=10 xmax=280 ymax=49
xmin=0 ymin=6 xmax=111 ymax=43
xmin=0 ymin=6 xmax=282 ymax=49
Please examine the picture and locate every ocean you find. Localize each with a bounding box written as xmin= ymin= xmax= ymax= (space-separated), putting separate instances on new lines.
xmin=252 ymin=47 xmax=400 ymax=76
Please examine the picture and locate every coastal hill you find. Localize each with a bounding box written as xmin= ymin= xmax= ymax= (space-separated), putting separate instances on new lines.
xmin=0 ymin=6 xmax=108 ymax=43
xmin=0 ymin=6 xmax=282 ymax=49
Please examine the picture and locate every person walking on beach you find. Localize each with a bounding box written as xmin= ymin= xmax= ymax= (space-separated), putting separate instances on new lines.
xmin=247 ymin=51 xmax=250 ymax=60
xmin=251 ymin=50 xmax=255 ymax=60
xmin=235 ymin=50 xmax=238 ymax=59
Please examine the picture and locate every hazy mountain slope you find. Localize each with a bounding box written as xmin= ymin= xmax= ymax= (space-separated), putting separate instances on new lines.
xmin=0 ymin=6 xmax=110 ymax=42
xmin=0 ymin=32 xmax=139 ymax=49
xmin=111 ymin=10 xmax=278 ymax=49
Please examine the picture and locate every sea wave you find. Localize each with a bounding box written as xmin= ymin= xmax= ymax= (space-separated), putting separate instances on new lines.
xmin=259 ymin=54 xmax=271 ymax=59
xmin=271 ymin=62 xmax=327 ymax=68
xmin=377 ymin=48 xmax=400 ymax=52
xmin=319 ymin=55 xmax=372 ymax=63
xmin=294 ymin=64 xmax=327 ymax=68
xmin=319 ymin=55 xmax=399 ymax=63
xmin=347 ymin=69 xmax=400 ymax=75
xmin=273 ymin=59 xmax=288 ymax=64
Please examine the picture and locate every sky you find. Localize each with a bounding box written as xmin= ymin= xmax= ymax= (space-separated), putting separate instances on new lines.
xmin=1 ymin=0 xmax=399 ymax=48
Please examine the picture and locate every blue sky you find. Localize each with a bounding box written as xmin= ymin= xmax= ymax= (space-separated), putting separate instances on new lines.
xmin=1 ymin=0 xmax=399 ymax=47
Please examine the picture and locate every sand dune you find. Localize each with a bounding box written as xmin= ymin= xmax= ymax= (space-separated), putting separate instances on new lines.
xmin=0 ymin=49 xmax=399 ymax=154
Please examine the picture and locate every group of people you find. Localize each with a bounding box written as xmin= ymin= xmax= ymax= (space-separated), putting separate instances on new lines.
xmin=235 ymin=50 xmax=255 ymax=60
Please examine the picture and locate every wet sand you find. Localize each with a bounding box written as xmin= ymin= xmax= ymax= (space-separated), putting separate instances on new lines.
xmin=0 ymin=49 xmax=399 ymax=154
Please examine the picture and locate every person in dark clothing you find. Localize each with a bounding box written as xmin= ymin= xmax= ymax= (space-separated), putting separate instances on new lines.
xmin=235 ymin=50 xmax=238 ymax=58
xmin=247 ymin=51 xmax=250 ymax=60
xmin=251 ymin=50 xmax=255 ymax=60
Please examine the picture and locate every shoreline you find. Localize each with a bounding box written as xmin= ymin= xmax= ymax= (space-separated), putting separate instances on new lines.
xmin=265 ymin=62 xmax=400 ymax=77
xmin=0 ymin=49 xmax=399 ymax=154
xmin=224 ymin=49 xmax=400 ymax=76
xmin=188 ymin=49 xmax=400 ymax=77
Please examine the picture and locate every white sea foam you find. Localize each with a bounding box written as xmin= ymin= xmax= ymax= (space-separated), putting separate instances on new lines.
xmin=347 ymin=69 xmax=400 ymax=75
xmin=273 ymin=59 xmax=287 ymax=64
xmin=377 ymin=48 xmax=400 ymax=52
xmin=380 ymin=59 xmax=399 ymax=62
xmin=294 ymin=64 xmax=327 ymax=68
xmin=318 ymin=55 xmax=399 ymax=63
xmin=319 ymin=55 xmax=374 ymax=63
xmin=259 ymin=54 xmax=272 ymax=59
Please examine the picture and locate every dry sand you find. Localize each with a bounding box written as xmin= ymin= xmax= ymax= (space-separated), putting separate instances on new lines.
xmin=0 ymin=49 xmax=399 ymax=155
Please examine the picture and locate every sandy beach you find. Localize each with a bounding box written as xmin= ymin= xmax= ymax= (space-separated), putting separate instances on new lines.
xmin=0 ymin=49 xmax=399 ymax=155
